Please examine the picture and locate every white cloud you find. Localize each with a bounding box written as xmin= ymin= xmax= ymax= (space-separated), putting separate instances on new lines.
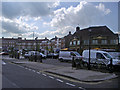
xmin=2 ymin=2 xmax=56 ymax=19
xmin=96 ymin=3 xmax=111 ymax=15
xmin=1 ymin=17 xmax=38 ymax=37
xmin=23 ymin=26 xmax=75 ymax=39
xmin=49 ymin=1 xmax=111 ymax=29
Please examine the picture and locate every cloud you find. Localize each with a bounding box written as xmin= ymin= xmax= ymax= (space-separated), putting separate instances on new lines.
xmin=49 ymin=1 xmax=111 ymax=28
xmin=2 ymin=2 xmax=54 ymax=19
xmin=22 ymin=26 xmax=74 ymax=39
xmin=1 ymin=17 xmax=38 ymax=37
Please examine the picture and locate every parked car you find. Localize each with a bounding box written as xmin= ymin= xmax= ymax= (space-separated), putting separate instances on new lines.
xmin=24 ymin=51 xmax=40 ymax=59
xmin=82 ymin=50 xmax=120 ymax=68
xmin=47 ymin=53 xmax=59 ymax=59
xmin=58 ymin=51 xmax=82 ymax=62
xmin=40 ymin=53 xmax=46 ymax=59
xmin=0 ymin=51 xmax=9 ymax=55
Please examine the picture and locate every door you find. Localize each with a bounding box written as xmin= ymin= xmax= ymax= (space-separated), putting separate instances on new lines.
xmin=96 ymin=53 xmax=106 ymax=65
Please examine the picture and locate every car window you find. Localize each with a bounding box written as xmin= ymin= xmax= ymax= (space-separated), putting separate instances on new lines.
xmin=103 ymin=53 xmax=112 ymax=59
xmin=71 ymin=52 xmax=76 ymax=56
xmin=96 ymin=53 xmax=105 ymax=59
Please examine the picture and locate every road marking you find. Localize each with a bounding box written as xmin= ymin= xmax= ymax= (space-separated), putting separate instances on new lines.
xmin=49 ymin=76 xmax=54 ymax=79
xmin=25 ymin=68 xmax=28 ymax=69
xmin=37 ymin=72 xmax=40 ymax=74
xmin=18 ymin=65 xmax=23 ymax=68
xmin=78 ymin=87 xmax=86 ymax=90
xmin=29 ymin=69 xmax=31 ymax=71
xmin=66 ymin=83 xmax=75 ymax=87
xmin=42 ymin=74 xmax=47 ymax=76
xmin=2 ymin=61 xmax=6 ymax=65
xmin=32 ymin=70 xmax=36 ymax=72
xmin=56 ymin=79 xmax=63 ymax=83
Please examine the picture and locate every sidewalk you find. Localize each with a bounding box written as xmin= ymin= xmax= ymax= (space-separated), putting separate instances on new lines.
xmin=9 ymin=58 xmax=118 ymax=82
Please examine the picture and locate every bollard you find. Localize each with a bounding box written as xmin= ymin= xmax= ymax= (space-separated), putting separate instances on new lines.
xmin=34 ymin=55 xmax=37 ymax=62
xmin=109 ymin=58 xmax=113 ymax=73
xmin=72 ymin=56 xmax=76 ymax=69
xmin=39 ymin=55 xmax=42 ymax=63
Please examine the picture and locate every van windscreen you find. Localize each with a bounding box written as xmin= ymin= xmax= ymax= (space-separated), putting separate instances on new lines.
xmin=103 ymin=53 xmax=112 ymax=59
xmin=73 ymin=52 xmax=80 ymax=56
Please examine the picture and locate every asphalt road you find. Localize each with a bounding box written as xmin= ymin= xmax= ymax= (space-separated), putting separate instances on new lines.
xmin=2 ymin=60 xmax=84 ymax=89
xmin=2 ymin=55 xmax=120 ymax=89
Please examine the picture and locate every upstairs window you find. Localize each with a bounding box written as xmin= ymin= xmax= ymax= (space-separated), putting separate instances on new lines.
xmin=110 ymin=40 xmax=118 ymax=44
xmin=92 ymin=40 xmax=98 ymax=45
xmin=77 ymin=40 xmax=80 ymax=45
xmin=101 ymin=40 xmax=107 ymax=44
xmin=70 ymin=41 xmax=72 ymax=45
xmin=73 ymin=41 xmax=76 ymax=45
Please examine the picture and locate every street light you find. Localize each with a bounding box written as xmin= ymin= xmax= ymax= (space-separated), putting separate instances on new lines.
xmin=88 ymin=29 xmax=92 ymax=70
xmin=35 ymin=37 xmax=38 ymax=62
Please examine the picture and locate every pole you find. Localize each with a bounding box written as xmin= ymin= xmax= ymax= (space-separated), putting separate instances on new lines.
xmin=88 ymin=29 xmax=91 ymax=70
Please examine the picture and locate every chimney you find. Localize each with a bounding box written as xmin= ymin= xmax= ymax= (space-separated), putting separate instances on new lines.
xmin=45 ymin=37 xmax=47 ymax=40
xmin=76 ymin=26 xmax=80 ymax=32
xmin=69 ymin=31 xmax=71 ymax=35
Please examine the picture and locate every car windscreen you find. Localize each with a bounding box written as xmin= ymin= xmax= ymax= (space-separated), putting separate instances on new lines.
xmin=103 ymin=53 xmax=113 ymax=59
xmin=73 ymin=52 xmax=81 ymax=56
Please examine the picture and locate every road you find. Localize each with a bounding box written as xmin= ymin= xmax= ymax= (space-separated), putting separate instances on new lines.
xmin=2 ymin=55 xmax=120 ymax=89
xmin=2 ymin=58 xmax=85 ymax=89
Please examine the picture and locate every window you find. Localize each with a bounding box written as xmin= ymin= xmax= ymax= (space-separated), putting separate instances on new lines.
xmin=70 ymin=41 xmax=72 ymax=45
xmin=73 ymin=41 xmax=76 ymax=45
xmin=77 ymin=40 xmax=80 ymax=45
xmin=71 ymin=52 xmax=76 ymax=56
xmin=92 ymin=40 xmax=98 ymax=44
xmin=103 ymin=53 xmax=112 ymax=59
xmin=96 ymin=53 xmax=105 ymax=59
xmin=84 ymin=40 xmax=89 ymax=45
xmin=101 ymin=40 xmax=107 ymax=44
xmin=110 ymin=40 xmax=118 ymax=44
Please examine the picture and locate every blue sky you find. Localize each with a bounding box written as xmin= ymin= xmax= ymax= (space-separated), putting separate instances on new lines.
xmin=1 ymin=1 xmax=119 ymax=39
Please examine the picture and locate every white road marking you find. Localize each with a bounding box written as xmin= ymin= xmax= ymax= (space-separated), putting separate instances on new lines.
xmin=78 ymin=87 xmax=85 ymax=90
xmin=32 ymin=70 xmax=35 ymax=72
xmin=25 ymin=68 xmax=28 ymax=69
xmin=42 ymin=74 xmax=47 ymax=76
xmin=2 ymin=61 xmax=6 ymax=65
xmin=37 ymin=72 xmax=40 ymax=74
xmin=66 ymin=83 xmax=75 ymax=87
xmin=49 ymin=76 xmax=54 ymax=79
xmin=29 ymin=69 xmax=31 ymax=71
xmin=56 ymin=79 xmax=63 ymax=83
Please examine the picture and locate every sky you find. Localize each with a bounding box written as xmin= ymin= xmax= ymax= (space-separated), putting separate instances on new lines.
xmin=0 ymin=1 xmax=119 ymax=39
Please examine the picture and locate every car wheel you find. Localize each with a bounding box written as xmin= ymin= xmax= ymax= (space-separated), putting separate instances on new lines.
xmin=59 ymin=58 xmax=63 ymax=62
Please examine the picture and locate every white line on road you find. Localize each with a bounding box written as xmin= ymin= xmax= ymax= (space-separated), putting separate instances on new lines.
xmin=37 ymin=72 xmax=40 ymax=74
xmin=56 ymin=79 xmax=63 ymax=83
xmin=25 ymin=68 xmax=28 ymax=69
xmin=49 ymin=76 xmax=54 ymax=79
xmin=66 ymin=83 xmax=75 ymax=87
xmin=28 ymin=69 xmax=31 ymax=71
xmin=32 ymin=70 xmax=36 ymax=72
xmin=2 ymin=61 xmax=6 ymax=65
xmin=42 ymin=74 xmax=47 ymax=76
xmin=78 ymin=87 xmax=86 ymax=90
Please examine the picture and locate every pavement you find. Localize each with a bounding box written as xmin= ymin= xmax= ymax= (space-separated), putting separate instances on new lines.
xmin=3 ymin=57 xmax=118 ymax=82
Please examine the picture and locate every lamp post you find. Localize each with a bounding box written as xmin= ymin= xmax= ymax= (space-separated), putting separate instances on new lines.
xmin=88 ymin=29 xmax=92 ymax=70
xmin=118 ymin=32 xmax=120 ymax=51
xmin=35 ymin=37 xmax=38 ymax=62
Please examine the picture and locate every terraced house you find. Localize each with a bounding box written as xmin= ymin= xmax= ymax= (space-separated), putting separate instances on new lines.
xmin=64 ymin=26 xmax=119 ymax=54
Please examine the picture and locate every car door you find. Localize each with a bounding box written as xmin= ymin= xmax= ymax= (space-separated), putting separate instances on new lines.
xmin=96 ymin=53 xmax=106 ymax=65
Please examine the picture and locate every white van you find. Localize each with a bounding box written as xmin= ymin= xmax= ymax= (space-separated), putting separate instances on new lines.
xmin=82 ymin=50 xmax=120 ymax=67
xmin=59 ymin=51 xmax=82 ymax=62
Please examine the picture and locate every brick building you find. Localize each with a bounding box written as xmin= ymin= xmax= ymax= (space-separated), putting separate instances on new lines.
xmin=64 ymin=26 xmax=119 ymax=54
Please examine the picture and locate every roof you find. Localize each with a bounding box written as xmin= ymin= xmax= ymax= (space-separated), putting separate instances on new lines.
xmin=73 ymin=26 xmax=118 ymax=39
